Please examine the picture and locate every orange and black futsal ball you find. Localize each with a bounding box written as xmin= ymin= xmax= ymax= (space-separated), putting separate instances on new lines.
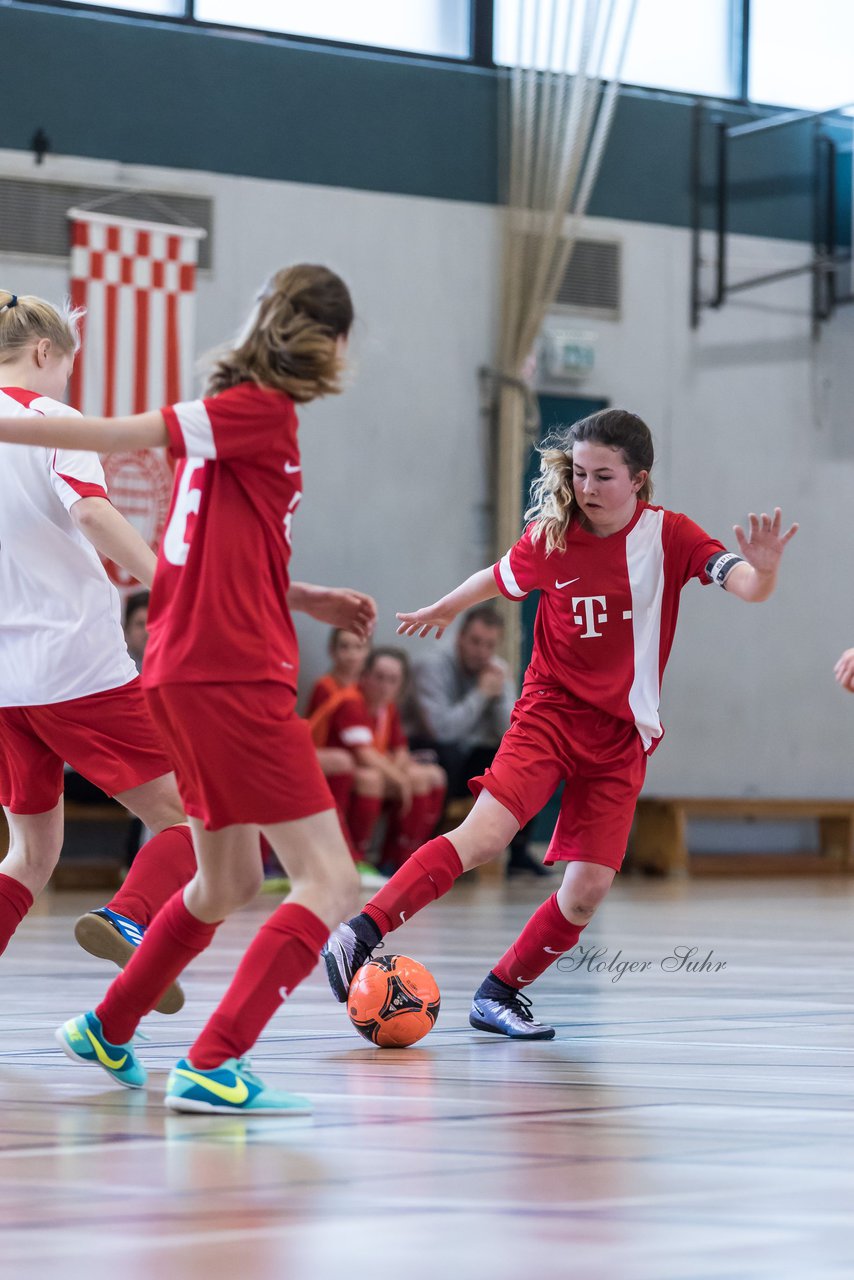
xmin=347 ymin=954 xmax=440 ymax=1047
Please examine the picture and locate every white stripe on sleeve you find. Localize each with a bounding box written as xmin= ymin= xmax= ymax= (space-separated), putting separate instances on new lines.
xmin=340 ymin=727 xmax=374 ymax=747
xmin=172 ymin=400 xmax=216 ymax=459
xmin=498 ymin=551 xmax=528 ymax=599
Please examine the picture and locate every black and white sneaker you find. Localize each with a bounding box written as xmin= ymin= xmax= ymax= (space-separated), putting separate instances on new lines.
xmin=469 ymin=977 xmax=555 ymax=1040
xmin=322 ymin=916 xmax=382 ymax=1002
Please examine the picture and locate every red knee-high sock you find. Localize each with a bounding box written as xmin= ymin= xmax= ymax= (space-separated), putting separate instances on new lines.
xmin=363 ymin=835 xmax=463 ymax=937
xmin=381 ymin=795 xmax=428 ymax=869
xmin=106 ymin=824 xmax=196 ymax=927
xmin=189 ymin=902 xmax=329 ymax=1069
xmin=0 ymin=874 xmax=33 ymax=957
xmin=326 ymin=771 xmax=353 ymax=813
xmin=347 ymin=793 xmax=382 ymax=858
xmin=326 ymin=772 xmax=359 ymax=863
xmin=492 ymin=893 xmax=586 ymax=989
xmin=422 ymin=784 xmax=447 ymax=838
xmin=382 ymin=789 xmax=448 ymax=870
xmin=96 ymin=890 xmax=220 ymax=1045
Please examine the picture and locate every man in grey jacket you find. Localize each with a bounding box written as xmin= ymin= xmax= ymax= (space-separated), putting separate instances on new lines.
xmin=406 ymin=605 xmax=548 ymax=876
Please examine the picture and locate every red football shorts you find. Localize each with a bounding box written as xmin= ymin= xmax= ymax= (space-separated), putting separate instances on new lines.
xmin=144 ymin=680 xmax=334 ymax=831
xmin=469 ymin=682 xmax=647 ymax=871
xmin=0 ymin=678 xmax=174 ymax=815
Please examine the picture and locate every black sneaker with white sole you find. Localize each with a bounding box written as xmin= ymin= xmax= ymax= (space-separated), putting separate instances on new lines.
xmin=469 ymin=975 xmax=555 ymax=1040
xmin=321 ymin=915 xmax=383 ymax=1002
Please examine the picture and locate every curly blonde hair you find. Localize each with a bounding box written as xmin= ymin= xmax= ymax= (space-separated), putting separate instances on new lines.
xmin=526 ymin=409 xmax=654 ymax=553
xmin=205 ymin=264 xmax=354 ymax=404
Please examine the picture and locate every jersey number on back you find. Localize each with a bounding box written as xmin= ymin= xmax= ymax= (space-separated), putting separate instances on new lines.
xmin=283 ymin=490 xmax=302 ymax=547
xmin=162 ymin=459 xmax=205 ymax=566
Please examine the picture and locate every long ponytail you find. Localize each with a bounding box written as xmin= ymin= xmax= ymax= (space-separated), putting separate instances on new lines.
xmin=205 ymin=265 xmax=354 ymax=404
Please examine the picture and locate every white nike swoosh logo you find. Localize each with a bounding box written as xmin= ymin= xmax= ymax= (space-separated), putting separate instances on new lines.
xmin=284 ymin=462 xmax=301 ymax=474
xmin=543 ymin=947 xmax=564 ymax=955
xmin=554 ymin=577 xmax=580 ymax=590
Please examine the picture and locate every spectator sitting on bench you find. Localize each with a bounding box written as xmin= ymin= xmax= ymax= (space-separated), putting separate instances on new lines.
xmin=404 ymin=604 xmax=549 ymax=877
xmin=306 ymin=628 xmax=383 ymax=884
xmin=324 ymin=647 xmax=446 ymax=873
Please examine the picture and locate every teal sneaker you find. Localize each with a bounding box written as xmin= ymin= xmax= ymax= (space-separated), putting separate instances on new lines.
xmin=55 ymin=1011 xmax=147 ymax=1089
xmin=165 ymin=1057 xmax=311 ymax=1116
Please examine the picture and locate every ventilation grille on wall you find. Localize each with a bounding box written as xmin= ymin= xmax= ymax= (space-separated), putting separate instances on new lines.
xmin=554 ymin=237 xmax=621 ymax=317
xmin=0 ymin=179 xmax=214 ymax=269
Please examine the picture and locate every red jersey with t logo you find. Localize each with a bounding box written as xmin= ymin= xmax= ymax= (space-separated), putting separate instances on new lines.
xmin=493 ymin=503 xmax=724 ymax=752
xmin=142 ymin=382 xmax=302 ymax=690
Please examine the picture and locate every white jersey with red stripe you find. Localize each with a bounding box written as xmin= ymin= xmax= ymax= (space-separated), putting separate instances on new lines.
xmin=142 ymin=381 xmax=302 ymax=690
xmin=0 ymin=387 xmax=137 ymax=707
xmin=494 ymin=503 xmax=725 ymax=752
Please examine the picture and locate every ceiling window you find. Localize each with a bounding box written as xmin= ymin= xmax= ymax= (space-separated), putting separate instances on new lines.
xmin=494 ymin=0 xmax=736 ymax=99
xmin=194 ymin=0 xmax=472 ymax=58
xmin=749 ymin=0 xmax=854 ymax=111
xmin=60 ymin=0 xmax=186 ymax=13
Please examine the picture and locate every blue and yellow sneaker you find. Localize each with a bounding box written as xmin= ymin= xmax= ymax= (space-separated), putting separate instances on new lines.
xmin=74 ymin=908 xmax=184 ymax=1015
xmin=165 ymin=1057 xmax=311 ymax=1116
xmin=55 ymin=1010 xmax=148 ymax=1089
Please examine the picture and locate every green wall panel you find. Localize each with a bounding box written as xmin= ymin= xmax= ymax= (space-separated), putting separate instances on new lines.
xmin=0 ymin=5 xmax=849 ymax=245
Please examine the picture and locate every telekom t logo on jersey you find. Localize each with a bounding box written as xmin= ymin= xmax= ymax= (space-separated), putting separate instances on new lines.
xmin=572 ymin=595 xmax=633 ymax=639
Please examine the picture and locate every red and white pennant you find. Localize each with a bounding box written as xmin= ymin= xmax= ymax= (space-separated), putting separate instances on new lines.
xmin=68 ymin=208 xmax=205 ymax=416
xmin=67 ymin=207 xmax=206 ymax=587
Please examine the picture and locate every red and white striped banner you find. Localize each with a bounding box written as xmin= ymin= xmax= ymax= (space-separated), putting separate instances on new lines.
xmin=67 ymin=208 xmax=206 ymax=588
xmin=68 ymin=208 xmax=204 ymax=416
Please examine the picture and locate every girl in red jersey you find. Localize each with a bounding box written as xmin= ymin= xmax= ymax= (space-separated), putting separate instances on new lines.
xmin=0 ymin=290 xmax=201 ymax=1014
xmin=322 ymin=409 xmax=798 ymax=1038
xmin=0 ymin=267 xmax=372 ymax=1113
xmin=305 ymin=627 xmax=385 ymax=881
xmin=324 ymin=647 xmax=446 ymax=871
xmin=306 ymin=628 xmax=370 ymax=734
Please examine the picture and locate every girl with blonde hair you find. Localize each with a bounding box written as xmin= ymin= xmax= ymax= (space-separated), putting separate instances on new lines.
xmin=0 ymin=267 xmax=375 ymax=1113
xmin=323 ymin=408 xmax=797 ymax=1039
xmin=0 ymin=290 xmax=198 ymax=1014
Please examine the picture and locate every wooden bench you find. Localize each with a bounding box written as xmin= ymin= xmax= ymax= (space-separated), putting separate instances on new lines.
xmin=631 ymin=797 xmax=854 ymax=876
xmin=0 ymin=801 xmax=132 ymax=888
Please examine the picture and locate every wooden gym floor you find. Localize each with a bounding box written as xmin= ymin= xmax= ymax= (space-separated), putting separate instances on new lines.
xmin=1 ymin=871 xmax=853 ymax=1280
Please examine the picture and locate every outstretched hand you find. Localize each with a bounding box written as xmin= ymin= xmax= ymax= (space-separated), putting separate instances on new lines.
xmin=307 ymin=588 xmax=377 ymax=639
xmin=733 ymin=508 xmax=798 ymax=574
xmin=396 ymin=604 xmax=457 ymax=640
xmin=834 ymin=648 xmax=854 ymax=693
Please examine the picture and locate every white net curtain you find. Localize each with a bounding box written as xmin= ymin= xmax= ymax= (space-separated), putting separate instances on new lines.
xmin=492 ymin=0 xmax=638 ymax=666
